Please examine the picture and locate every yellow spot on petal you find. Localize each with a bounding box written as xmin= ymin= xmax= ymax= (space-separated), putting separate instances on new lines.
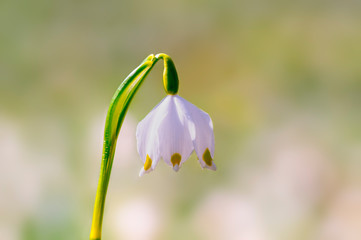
xmin=171 ymin=153 xmax=181 ymax=167
xmin=203 ymin=148 xmax=213 ymax=166
xmin=144 ymin=154 xmax=152 ymax=171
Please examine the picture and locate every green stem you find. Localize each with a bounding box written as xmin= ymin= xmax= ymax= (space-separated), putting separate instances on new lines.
xmin=90 ymin=54 xmax=158 ymax=240
xmin=89 ymin=53 xmax=178 ymax=239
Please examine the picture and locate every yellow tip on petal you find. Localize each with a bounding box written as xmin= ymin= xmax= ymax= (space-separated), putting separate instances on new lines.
xmin=171 ymin=153 xmax=181 ymax=168
xmin=203 ymin=148 xmax=213 ymax=167
xmin=144 ymin=154 xmax=152 ymax=171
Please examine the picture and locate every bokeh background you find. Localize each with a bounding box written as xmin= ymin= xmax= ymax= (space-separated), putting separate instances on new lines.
xmin=1 ymin=0 xmax=361 ymax=239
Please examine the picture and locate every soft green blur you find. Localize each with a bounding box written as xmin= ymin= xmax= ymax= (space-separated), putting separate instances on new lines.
xmin=1 ymin=0 xmax=361 ymax=240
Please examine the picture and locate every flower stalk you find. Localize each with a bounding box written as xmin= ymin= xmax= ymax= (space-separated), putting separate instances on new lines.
xmin=89 ymin=53 xmax=179 ymax=240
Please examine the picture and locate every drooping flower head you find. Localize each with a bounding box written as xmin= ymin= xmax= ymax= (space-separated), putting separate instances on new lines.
xmin=136 ymin=54 xmax=215 ymax=176
xmin=90 ymin=53 xmax=216 ymax=240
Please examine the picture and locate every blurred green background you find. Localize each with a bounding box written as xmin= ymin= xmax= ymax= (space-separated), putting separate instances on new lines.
xmin=1 ymin=0 xmax=361 ymax=239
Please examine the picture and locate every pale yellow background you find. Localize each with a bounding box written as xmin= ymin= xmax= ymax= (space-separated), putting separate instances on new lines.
xmin=1 ymin=0 xmax=361 ymax=239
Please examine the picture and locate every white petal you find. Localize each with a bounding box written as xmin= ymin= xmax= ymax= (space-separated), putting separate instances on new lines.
xmin=172 ymin=164 xmax=180 ymax=172
xmin=174 ymin=96 xmax=215 ymax=170
xmin=136 ymin=97 xmax=168 ymax=175
xmin=157 ymin=95 xmax=194 ymax=170
xmin=139 ymin=168 xmax=148 ymax=177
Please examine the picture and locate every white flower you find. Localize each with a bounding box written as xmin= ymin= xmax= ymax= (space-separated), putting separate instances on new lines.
xmin=136 ymin=95 xmax=215 ymax=176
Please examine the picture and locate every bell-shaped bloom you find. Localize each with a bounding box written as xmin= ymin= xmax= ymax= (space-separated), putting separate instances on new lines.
xmin=136 ymin=95 xmax=215 ymax=176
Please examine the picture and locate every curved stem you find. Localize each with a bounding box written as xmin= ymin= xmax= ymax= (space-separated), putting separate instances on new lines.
xmin=89 ymin=53 xmax=178 ymax=239
xmin=90 ymin=54 xmax=159 ymax=240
